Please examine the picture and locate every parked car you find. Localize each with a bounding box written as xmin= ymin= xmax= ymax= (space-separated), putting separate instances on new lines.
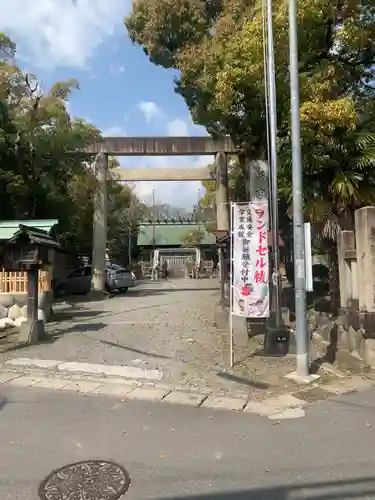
xmin=54 ymin=265 xmax=134 ymax=296
xmin=106 ymin=264 xmax=136 ymax=288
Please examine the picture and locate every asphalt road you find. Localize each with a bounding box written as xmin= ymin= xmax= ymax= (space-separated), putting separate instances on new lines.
xmin=1 ymin=385 xmax=375 ymax=499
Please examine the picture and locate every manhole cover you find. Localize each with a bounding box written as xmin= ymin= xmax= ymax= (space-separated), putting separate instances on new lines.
xmin=38 ymin=460 xmax=130 ymax=500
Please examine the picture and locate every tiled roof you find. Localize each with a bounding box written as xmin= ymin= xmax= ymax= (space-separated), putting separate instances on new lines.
xmin=137 ymin=223 xmax=215 ymax=246
xmin=0 ymin=219 xmax=58 ymax=240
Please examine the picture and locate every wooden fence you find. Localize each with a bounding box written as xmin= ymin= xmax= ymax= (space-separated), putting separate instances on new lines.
xmin=0 ymin=269 xmax=51 ymax=294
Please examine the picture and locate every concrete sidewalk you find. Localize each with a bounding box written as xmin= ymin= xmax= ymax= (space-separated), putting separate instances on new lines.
xmin=0 ymin=357 xmax=373 ymax=419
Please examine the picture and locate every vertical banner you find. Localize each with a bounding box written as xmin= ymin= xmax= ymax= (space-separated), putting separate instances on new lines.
xmin=231 ymin=201 xmax=270 ymax=318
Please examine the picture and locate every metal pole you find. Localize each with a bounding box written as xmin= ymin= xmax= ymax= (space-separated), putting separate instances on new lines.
xmin=229 ymin=202 xmax=234 ymax=367
xmin=289 ymin=0 xmax=309 ymax=376
xmin=266 ymin=0 xmax=282 ymax=328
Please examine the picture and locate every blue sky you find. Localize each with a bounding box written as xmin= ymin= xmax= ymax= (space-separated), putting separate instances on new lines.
xmin=1 ymin=0 xmax=213 ymax=207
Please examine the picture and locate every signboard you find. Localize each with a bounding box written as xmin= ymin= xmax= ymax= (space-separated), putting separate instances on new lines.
xmin=231 ymin=201 xmax=270 ymax=318
xmin=304 ymin=222 xmax=313 ymax=292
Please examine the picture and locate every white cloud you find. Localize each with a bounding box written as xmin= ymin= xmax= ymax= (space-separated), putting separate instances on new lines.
xmin=102 ymin=125 xmax=126 ymax=136
xmin=110 ymin=63 xmax=126 ymax=75
xmin=166 ymin=118 xmax=189 ymax=136
xmin=134 ymin=181 xmax=204 ymax=209
xmin=118 ymin=154 xmax=214 ymax=208
xmin=1 ymin=0 xmax=129 ymax=69
xmin=137 ymin=101 xmax=163 ymax=123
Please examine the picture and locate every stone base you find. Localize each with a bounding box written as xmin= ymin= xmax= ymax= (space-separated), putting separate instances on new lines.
xmin=285 ymin=371 xmax=321 ymax=385
xmin=18 ymin=320 xmax=46 ymax=346
xmin=0 ymin=291 xmax=54 ymax=326
xmin=213 ymin=303 xmax=266 ymax=347
xmin=340 ymin=307 xmax=375 ymax=339
xmin=309 ymin=308 xmax=375 ymax=371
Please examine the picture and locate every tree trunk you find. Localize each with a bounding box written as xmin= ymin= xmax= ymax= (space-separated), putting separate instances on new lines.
xmin=328 ymin=242 xmax=340 ymax=317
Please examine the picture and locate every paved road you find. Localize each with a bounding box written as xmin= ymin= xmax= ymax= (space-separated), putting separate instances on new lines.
xmin=1 ymin=384 xmax=375 ymax=499
xmin=0 ymin=279 xmax=296 ymax=399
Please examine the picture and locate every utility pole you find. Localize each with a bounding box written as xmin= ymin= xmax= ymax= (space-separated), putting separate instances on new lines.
xmin=289 ymin=0 xmax=309 ymax=376
xmin=266 ymin=0 xmax=282 ymax=328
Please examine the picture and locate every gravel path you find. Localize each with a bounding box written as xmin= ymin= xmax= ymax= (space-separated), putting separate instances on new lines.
xmin=0 ymin=279 xmax=297 ymax=398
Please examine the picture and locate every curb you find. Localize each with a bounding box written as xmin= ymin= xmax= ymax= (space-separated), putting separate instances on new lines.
xmin=0 ymin=359 xmax=374 ymax=419
xmin=0 ymin=368 xmax=304 ymax=418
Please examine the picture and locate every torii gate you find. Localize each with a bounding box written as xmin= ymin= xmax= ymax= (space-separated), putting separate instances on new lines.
xmin=82 ymin=136 xmax=237 ymax=293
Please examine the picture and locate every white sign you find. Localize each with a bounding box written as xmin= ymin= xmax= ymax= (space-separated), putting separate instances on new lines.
xmin=304 ymin=222 xmax=313 ymax=291
xmin=231 ymin=202 xmax=270 ymax=318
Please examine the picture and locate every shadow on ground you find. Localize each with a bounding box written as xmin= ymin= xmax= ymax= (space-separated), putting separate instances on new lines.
xmin=50 ymin=322 xmax=108 ymax=338
xmin=52 ymin=300 xmax=183 ymax=327
xmin=0 ymin=394 xmax=6 ymax=412
xmin=155 ymin=476 xmax=375 ymax=500
xmin=99 ymin=339 xmax=171 ymax=359
xmin=125 ymin=286 xmax=218 ymax=296
xmin=216 ymin=372 xmax=269 ymax=390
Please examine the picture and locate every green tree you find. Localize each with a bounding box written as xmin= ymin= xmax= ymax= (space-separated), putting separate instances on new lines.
xmin=126 ymin=0 xmax=375 ymax=152
xmin=126 ymin=0 xmax=375 ymax=308
xmin=181 ymin=228 xmax=204 ymax=248
xmin=0 ymin=34 xmax=144 ymax=263
xmin=281 ymin=128 xmax=375 ymax=313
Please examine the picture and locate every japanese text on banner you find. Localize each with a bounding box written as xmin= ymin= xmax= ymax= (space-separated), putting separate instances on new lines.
xmin=231 ymin=202 xmax=269 ymax=318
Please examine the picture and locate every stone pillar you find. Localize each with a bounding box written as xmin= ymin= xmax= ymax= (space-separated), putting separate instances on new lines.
xmin=215 ymin=152 xmax=229 ymax=302
xmin=248 ymin=159 xmax=269 ymax=202
xmin=337 ymin=230 xmax=355 ymax=309
xmin=215 ymin=152 xmax=229 ymax=232
xmin=355 ymin=207 xmax=375 ymax=312
xmin=91 ymin=152 xmax=108 ymax=292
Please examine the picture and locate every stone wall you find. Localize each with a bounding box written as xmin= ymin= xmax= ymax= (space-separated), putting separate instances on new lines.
xmin=0 ymin=292 xmax=53 ymax=333
xmin=308 ymin=309 xmax=375 ymax=369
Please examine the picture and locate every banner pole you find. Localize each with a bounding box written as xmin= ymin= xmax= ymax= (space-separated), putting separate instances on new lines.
xmin=229 ymin=202 xmax=234 ymax=367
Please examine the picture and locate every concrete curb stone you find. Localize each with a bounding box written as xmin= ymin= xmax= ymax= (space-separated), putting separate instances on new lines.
xmin=1 ymin=360 xmax=375 ymax=419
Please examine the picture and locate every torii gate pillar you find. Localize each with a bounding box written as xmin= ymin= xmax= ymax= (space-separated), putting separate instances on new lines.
xmin=215 ymin=152 xmax=230 ymax=301
xmin=215 ymin=152 xmax=229 ymax=232
xmin=91 ymin=151 xmax=108 ymax=293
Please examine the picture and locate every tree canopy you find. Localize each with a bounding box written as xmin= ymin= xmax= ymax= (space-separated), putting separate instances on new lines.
xmin=126 ymin=0 xmax=375 ymax=228
xmin=0 ymin=33 xmax=146 ymax=262
xmin=126 ymin=0 xmax=375 ymax=150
